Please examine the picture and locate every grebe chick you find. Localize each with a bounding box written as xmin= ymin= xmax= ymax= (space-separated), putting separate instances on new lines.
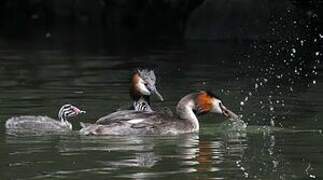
xmin=6 ymin=104 xmax=85 ymax=135
xmin=80 ymin=91 xmax=238 ymax=136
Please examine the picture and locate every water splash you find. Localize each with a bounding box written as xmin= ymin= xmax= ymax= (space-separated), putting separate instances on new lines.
xmin=235 ymin=7 xmax=322 ymax=126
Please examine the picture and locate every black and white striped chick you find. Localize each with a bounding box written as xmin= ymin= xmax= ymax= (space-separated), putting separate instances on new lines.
xmin=6 ymin=104 xmax=85 ymax=135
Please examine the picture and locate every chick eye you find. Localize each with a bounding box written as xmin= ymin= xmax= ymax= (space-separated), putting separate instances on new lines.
xmin=144 ymin=82 xmax=148 ymax=86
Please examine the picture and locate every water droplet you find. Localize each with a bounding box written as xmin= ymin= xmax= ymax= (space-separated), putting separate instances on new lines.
xmin=240 ymin=101 xmax=245 ymax=106
xmin=309 ymin=174 xmax=316 ymax=178
xmin=270 ymin=119 xmax=275 ymax=126
xmin=313 ymin=80 xmax=316 ymax=84
xmin=300 ymin=40 xmax=304 ymax=46
xmin=45 ymin=32 xmax=51 ymax=38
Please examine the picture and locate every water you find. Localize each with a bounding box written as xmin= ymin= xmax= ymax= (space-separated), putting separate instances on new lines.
xmin=0 ymin=36 xmax=322 ymax=179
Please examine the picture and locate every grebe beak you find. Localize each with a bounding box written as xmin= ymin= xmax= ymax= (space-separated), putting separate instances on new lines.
xmin=79 ymin=110 xmax=87 ymax=114
xmin=147 ymin=84 xmax=164 ymax=101
xmin=220 ymin=104 xmax=238 ymax=120
xmin=154 ymin=89 xmax=164 ymax=101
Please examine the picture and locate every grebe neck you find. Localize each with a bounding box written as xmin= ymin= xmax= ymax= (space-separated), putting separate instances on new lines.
xmin=58 ymin=114 xmax=72 ymax=129
xmin=58 ymin=110 xmax=67 ymax=123
xmin=176 ymin=94 xmax=199 ymax=131
xmin=58 ymin=108 xmax=72 ymax=129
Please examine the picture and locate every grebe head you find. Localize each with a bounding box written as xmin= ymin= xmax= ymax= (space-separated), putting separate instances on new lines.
xmin=131 ymin=69 xmax=164 ymax=101
xmin=58 ymin=104 xmax=86 ymax=121
xmin=194 ymin=91 xmax=235 ymax=118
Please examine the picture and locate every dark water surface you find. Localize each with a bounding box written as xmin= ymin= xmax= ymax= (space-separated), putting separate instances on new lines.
xmin=0 ymin=37 xmax=322 ymax=179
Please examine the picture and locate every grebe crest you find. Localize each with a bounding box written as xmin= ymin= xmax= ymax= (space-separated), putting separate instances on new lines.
xmin=194 ymin=91 xmax=230 ymax=117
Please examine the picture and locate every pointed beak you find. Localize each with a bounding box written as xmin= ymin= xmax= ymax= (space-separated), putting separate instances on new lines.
xmin=73 ymin=107 xmax=86 ymax=114
xmin=79 ymin=110 xmax=86 ymax=114
xmin=154 ymin=89 xmax=164 ymax=101
xmin=220 ymin=104 xmax=238 ymax=120
xmin=148 ymin=85 xmax=164 ymax=101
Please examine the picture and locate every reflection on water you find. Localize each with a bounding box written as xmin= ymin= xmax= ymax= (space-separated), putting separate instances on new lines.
xmin=7 ymin=129 xmax=321 ymax=179
xmin=0 ymin=33 xmax=322 ymax=178
xmin=5 ymin=132 xmax=249 ymax=179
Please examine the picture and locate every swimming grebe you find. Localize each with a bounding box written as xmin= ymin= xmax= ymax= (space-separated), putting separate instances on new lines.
xmin=80 ymin=91 xmax=238 ymax=136
xmin=6 ymin=104 xmax=86 ymax=135
xmin=128 ymin=69 xmax=164 ymax=111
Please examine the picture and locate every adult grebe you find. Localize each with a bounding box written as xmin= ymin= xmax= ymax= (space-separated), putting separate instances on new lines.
xmin=80 ymin=91 xmax=238 ymax=136
xmin=6 ymin=104 xmax=86 ymax=135
xmin=91 ymin=69 xmax=164 ymax=127
xmin=128 ymin=69 xmax=164 ymax=112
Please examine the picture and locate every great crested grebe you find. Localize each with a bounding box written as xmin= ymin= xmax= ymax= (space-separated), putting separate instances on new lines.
xmin=6 ymin=104 xmax=86 ymax=135
xmin=128 ymin=69 xmax=164 ymax=112
xmin=89 ymin=69 xmax=164 ymax=127
xmin=80 ymin=91 xmax=238 ymax=136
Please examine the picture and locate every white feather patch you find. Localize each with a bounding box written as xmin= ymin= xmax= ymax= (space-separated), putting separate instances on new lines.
xmin=127 ymin=119 xmax=145 ymax=124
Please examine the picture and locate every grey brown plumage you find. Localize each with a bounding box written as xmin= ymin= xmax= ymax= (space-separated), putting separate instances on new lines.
xmin=80 ymin=91 xmax=238 ymax=136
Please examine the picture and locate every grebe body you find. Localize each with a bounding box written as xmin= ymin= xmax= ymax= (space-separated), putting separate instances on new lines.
xmin=80 ymin=91 xmax=238 ymax=136
xmin=6 ymin=104 xmax=85 ymax=135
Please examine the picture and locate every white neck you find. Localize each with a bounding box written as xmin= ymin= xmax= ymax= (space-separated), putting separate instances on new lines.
xmin=60 ymin=120 xmax=72 ymax=130
xmin=176 ymin=98 xmax=199 ymax=132
xmin=59 ymin=116 xmax=72 ymax=129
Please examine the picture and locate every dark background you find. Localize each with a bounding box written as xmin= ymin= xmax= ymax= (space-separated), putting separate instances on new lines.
xmin=0 ymin=0 xmax=322 ymax=41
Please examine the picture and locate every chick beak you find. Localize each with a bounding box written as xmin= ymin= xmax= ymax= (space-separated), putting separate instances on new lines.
xmin=73 ymin=107 xmax=86 ymax=114
xmin=79 ymin=110 xmax=86 ymax=114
